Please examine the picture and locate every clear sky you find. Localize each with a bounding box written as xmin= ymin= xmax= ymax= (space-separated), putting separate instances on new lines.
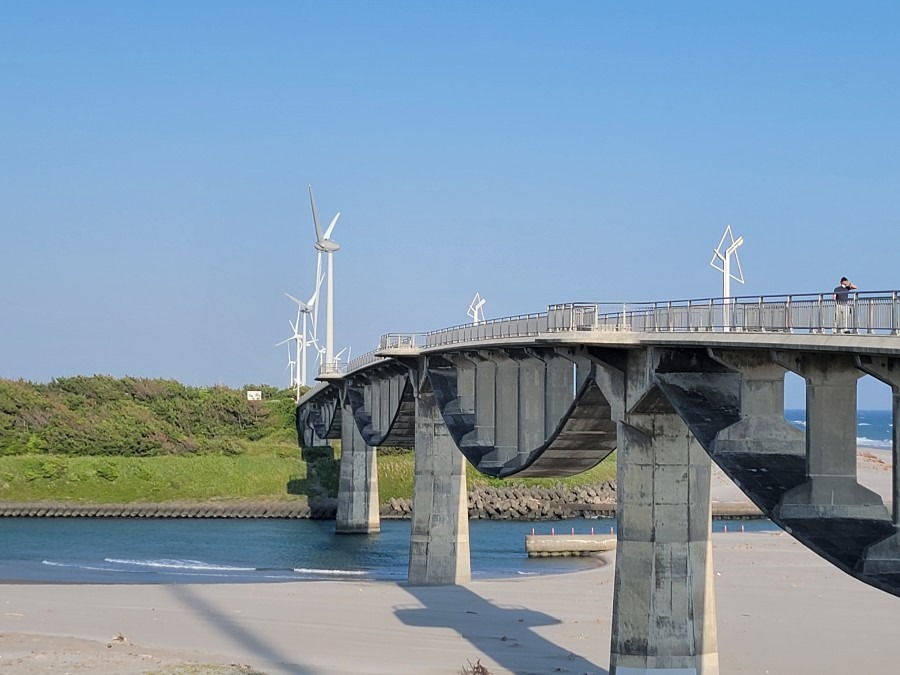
xmin=2 ymin=2 xmax=898 ymax=408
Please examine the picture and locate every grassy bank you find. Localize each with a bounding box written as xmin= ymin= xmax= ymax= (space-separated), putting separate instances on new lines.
xmin=0 ymin=448 xmax=616 ymax=504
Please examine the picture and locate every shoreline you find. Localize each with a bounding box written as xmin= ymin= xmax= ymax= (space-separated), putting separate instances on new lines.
xmin=2 ymin=532 xmax=900 ymax=674
xmin=0 ymin=451 xmax=894 ymax=673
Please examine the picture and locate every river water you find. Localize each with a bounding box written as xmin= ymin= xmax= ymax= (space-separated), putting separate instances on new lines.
xmin=0 ymin=516 xmax=778 ymax=584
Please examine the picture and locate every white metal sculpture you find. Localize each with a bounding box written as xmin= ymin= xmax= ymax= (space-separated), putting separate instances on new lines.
xmin=309 ymin=185 xmax=340 ymax=369
xmin=468 ymin=293 xmax=486 ymax=325
xmin=709 ymin=225 xmax=745 ymax=330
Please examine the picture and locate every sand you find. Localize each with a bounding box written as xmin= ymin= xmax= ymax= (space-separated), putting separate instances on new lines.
xmin=1 ymin=452 xmax=896 ymax=675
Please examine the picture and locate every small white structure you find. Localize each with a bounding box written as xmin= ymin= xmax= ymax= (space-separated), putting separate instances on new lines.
xmin=246 ymin=390 xmax=263 ymax=401
xmin=467 ymin=293 xmax=486 ymax=325
xmin=709 ymin=225 xmax=745 ymax=330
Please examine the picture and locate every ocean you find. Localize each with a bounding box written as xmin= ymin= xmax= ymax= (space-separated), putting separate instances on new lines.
xmin=785 ymin=408 xmax=894 ymax=450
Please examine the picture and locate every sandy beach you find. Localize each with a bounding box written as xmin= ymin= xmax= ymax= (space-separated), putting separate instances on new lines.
xmin=1 ymin=452 xmax=896 ymax=675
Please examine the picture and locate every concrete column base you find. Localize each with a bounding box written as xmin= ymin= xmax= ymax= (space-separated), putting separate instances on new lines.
xmin=863 ymin=533 xmax=900 ymax=574
xmin=776 ymin=478 xmax=889 ymax=521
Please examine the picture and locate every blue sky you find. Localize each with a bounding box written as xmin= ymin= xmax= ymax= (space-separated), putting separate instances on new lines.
xmin=2 ymin=2 xmax=898 ymax=408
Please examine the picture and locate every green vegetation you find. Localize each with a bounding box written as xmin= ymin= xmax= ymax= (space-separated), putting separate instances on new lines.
xmin=0 ymin=375 xmax=615 ymax=505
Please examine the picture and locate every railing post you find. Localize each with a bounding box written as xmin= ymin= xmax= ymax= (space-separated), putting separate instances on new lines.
xmin=894 ymin=292 xmax=899 ymax=335
xmin=786 ymin=295 xmax=793 ymax=333
xmin=816 ymin=294 xmax=824 ymax=334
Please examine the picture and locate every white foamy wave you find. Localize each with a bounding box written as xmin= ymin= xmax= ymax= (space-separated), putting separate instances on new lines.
xmin=105 ymin=558 xmax=255 ymax=571
xmin=292 ymin=567 xmax=368 ymax=576
xmin=42 ymin=560 xmax=118 ymax=572
xmin=857 ymin=437 xmax=892 ymax=450
xmin=790 ymin=419 xmax=806 ymax=426
xmin=859 ymin=422 xmax=871 ymax=426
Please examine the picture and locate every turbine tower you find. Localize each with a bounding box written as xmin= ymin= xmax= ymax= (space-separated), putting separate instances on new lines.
xmin=309 ymin=185 xmax=340 ymax=370
xmin=709 ymin=225 xmax=745 ymax=331
xmin=468 ymin=293 xmax=486 ymax=325
xmin=283 ymin=288 xmax=321 ymax=391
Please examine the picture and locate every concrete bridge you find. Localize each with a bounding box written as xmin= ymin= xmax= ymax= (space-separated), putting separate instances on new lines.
xmin=297 ymin=290 xmax=900 ymax=675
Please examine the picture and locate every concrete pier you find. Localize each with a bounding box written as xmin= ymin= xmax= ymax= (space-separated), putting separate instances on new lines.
xmin=408 ymin=373 xmax=471 ymax=585
xmin=335 ymin=397 xmax=380 ymax=534
xmin=774 ymin=352 xmax=888 ymax=520
xmin=610 ymin=412 xmax=718 ymax=675
xmin=855 ymin=355 xmax=900 ymax=574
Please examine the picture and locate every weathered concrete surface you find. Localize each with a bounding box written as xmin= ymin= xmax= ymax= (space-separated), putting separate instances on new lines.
xmin=408 ymin=370 xmax=470 ymax=585
xmin=335 ymin=396 xmax=380 ymax=534
xmin=610 ymin=408 xmax=718 ymax=675
xmin=525 ymin=534 xmax=617 ymax=556
xmin=854 ymin=355 xmax=900 ymax=575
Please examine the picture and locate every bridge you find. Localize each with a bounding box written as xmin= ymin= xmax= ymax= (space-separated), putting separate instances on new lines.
xmin=296 ymin=290 xmax=900 ymax=675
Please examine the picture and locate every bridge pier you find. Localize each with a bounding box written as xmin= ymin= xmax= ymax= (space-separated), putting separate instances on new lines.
xmin=335 ymin=395 xmax=380 ymax=534
xmin=706 ymin=350 xmax=806 ymax=511
xmin=610 ymin=411 xmax=718 ymax=675
xmin=773 ymin=352 xmax=889 ymax=520
xmin=855 ymin=356 xmax=900 ymax=574
xmin=408 ymin=375 xmax=471 ymax=585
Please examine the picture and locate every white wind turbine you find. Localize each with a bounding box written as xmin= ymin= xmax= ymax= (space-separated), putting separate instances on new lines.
xmin=284 ymin=341 xmax=296 ymax=389
xmin=468 ymin=293 xmax=486 ymax=325
xmin=280 ymin=253 xmax=325 ymax=389
xmin=308 ymin=185 xmax=340 ymax=371
xmin=276 ymin=315 xmax=304 ymax=401
xmin=709 ymin=225 xmax=745 ymax=331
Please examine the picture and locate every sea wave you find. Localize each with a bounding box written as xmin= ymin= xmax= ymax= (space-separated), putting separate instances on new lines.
xmin=105 ymin=558 xmax=256 ymax=571
xmin=857 ymin=437 xmax=892 ymax=450
xmin=292 ymin=567 xmax=368 ymax=576
xmin=42 ymin=560 xmax=118 ymax=571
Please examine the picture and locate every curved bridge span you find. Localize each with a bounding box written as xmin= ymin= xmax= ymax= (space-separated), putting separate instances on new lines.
xmin=298 ymin=291 xmax=900 ymax=674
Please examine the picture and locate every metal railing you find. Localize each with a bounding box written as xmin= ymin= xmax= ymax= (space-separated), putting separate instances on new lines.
xmin=425 ymin=312 xmax=549 ymax=348
xmin=378 ymin=333 xmax=427 ymax=350
xmin=549 ymin=291 xmax=900 ymax=335
xmin=324 ymin=291 xmax=900 ymax=380
xmin=318 ymin=360 xmax=349 ymax=377
xmin=346 ymin=349 xmax=382 ymax=372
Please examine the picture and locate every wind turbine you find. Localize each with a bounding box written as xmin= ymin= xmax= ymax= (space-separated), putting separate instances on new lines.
xmin=283 ymin=282 xmax=323 ymax=390
xmin=709 ymin=225 xmax=745 ymax=331
xmin=276 ymin=316 xmax=305 ymax=401
xmin=284 ymin=341 xmax=296 ymax=389
xmin=468 ymin=293 xmax=486 ymax=325
xmin=309 ymin=185 xmax=340 ymax=370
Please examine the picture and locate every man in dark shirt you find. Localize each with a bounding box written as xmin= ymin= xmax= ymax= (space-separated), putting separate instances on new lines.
xmin=833 ymin=276 xmax=857 ymax=333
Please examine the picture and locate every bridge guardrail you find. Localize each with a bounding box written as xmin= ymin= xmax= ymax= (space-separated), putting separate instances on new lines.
xmin=550 ymin=291 xmax=900 ymax=335
xmin=378 ymin=333 xmax=426 ymax=350
xmin=327 ymin=291 xmax=900 ymax=380
xmin=425 ymin=312 xmax=549 ymax=347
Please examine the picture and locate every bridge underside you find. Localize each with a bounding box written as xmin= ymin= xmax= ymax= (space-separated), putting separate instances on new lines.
xmin=298 ymin=344 xmax=900 ymax=599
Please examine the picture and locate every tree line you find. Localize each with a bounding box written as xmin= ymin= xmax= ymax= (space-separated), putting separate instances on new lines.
xmin=0 ymin=376 xmax=301 ymax=457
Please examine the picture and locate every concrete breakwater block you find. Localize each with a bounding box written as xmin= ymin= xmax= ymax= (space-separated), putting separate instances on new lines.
xmin=525 ymin=534 xmax=617 ymax=557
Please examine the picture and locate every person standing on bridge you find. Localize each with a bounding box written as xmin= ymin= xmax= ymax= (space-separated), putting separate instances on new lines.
xmin=833 ymin=276 xmax=857 ymax=333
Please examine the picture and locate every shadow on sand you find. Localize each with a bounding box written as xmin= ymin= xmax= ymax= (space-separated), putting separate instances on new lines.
xmin=397 ymin=583 xmax=607 ymax=675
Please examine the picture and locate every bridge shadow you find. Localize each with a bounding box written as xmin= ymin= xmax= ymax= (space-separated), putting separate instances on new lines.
xmin=396 ymin=583 xmax=607 ymax=675
xmin=165 ymin=585 xmax=317 ymax=674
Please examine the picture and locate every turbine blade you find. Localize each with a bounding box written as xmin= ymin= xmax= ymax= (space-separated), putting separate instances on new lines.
xmin=285 ymin=292 xmax=310 ymax=312
xmin=309 ymin=185 xmax=324 ymax=242
xmin=324 ymin=212 xmax=340 ymax=239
